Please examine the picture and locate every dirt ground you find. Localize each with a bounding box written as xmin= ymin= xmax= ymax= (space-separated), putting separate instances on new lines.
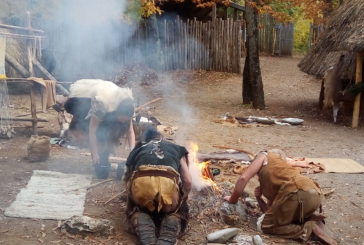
xmin=0 ymin=56 xmax=363 ymax=245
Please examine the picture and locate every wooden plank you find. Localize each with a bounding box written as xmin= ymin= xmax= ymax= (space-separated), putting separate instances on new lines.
xmin=352 ymin=52 xmax=363 ymax=128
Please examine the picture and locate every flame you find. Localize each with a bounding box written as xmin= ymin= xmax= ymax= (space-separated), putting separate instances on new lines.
xmin=189 ymin=142 xmax=219 ymax=190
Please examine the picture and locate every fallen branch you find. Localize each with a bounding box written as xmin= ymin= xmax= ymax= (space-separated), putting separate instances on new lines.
xmin=87 ymin=179 xmax=113 ymax=190
xmin=212 ymin=145 xmax=255 ymax=159
xmin=135 ymin=98 xmax=162 ymax=112
xmin=104 ymin=190 xmax=126 ymax=205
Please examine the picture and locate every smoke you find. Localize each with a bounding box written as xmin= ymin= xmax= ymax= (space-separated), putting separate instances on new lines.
xmin=43 ymin=0 xmax=134 ymax=81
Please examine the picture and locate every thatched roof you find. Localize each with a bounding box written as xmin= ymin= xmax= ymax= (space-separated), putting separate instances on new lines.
xmin=298 ymin=0 xmax=364 ymax=79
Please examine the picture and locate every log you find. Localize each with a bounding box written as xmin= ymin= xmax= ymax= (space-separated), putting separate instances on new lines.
xmin=5 ymin=54 xmax=30 ymax=77
xmin=33 ymin=58 xmax=69 ymax=95
xmin=352 ymin=52 xmax=363 ymax=128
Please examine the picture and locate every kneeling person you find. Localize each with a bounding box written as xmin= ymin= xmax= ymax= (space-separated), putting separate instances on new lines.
xmin=124 ymin=128 xmax=192 ymax=245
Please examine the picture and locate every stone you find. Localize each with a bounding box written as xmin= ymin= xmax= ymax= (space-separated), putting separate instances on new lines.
xmin=252 ymin=235 xmax=263 ymax=245
xmin=62 ymin=216 xmax=113 ymax=235
xmin=220 ymin=201 xmax=247 ymax=225
xmin=228 ymin=234 xmax=252 ymax=245
xmin=245 ymin=197 xmax=258 ymax=209
xmin=207 ymin=228 xmax=240 ymax=243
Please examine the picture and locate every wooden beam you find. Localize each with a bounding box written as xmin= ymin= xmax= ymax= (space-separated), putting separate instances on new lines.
xmin=352 ymin=52 xmax=363 ymax=128
xmin=229 ymin=2 xmax=245 ymax=12
xmin=2 ymin=117 xmax=48 ymax=122
xmin=0 ymin=31 xmax=43 ymax=39
xmin=0 ymin=23 xmax=44 ymax=33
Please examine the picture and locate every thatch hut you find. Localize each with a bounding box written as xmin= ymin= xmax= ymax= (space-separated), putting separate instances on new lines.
xmin=298 ymin=0 xmax=364 ymax=127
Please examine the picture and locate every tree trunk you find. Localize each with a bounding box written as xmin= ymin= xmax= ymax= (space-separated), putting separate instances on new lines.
xmin=242 ymin=0 xmax=265 ymax=109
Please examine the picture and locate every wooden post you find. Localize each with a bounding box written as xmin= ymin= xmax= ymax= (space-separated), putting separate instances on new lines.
xmin=233 ymin=9 xmax=238 ymax=20
xmin=26 ymin=11 xmax=38 ymax=135
xmin=352 ymin=52 xmax=363 ymax=128
xmin=212 ymin=5 xmax=217 ymax=20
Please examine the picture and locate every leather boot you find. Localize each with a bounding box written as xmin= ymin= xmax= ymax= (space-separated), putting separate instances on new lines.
xmin=156 ymin=215 xmax=181 ymax=245
xmin=131 ymin=212 xmax=157 ymax=245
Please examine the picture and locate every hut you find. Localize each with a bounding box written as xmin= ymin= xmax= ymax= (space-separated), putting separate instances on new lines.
xmin=298 ymin=0 xmax=364 ymax=128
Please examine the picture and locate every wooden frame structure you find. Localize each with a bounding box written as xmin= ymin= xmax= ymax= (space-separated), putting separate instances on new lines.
xmin=0 ymin=13 xmax=67 ymax=135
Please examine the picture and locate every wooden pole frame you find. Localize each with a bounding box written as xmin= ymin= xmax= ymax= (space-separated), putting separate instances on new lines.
xmin=352 ymin=52 xmax=363 ymax=128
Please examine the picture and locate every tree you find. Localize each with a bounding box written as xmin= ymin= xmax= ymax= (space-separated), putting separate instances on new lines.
xmin=243 ymin=0 xmax=265 ymax=109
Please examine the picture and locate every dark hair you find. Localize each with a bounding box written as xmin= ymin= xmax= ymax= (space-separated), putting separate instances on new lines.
xmin=142 ymin=127 xmax=162 ymax=142
xmin=112 ymin=98 xmax=134 ymax=118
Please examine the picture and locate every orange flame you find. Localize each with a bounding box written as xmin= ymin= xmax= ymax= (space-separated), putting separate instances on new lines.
xmin=189 ymin=142 xmax=219 ymax=190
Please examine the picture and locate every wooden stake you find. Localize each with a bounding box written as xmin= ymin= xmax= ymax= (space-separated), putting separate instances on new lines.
xmin=352 ymin=52 xmax=363 ymax=128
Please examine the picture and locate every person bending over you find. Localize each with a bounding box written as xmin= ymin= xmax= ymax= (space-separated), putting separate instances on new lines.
xmin=64 ymin=79 xmax=135 ymax=178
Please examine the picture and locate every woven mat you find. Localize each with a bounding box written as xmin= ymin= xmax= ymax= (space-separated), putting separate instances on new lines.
xmin=5 ymin=170 xmax=91 ymax=220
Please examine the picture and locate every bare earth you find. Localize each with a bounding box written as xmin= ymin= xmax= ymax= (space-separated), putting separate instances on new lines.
xmin=0 ymin=56 xmax=363 ymax=245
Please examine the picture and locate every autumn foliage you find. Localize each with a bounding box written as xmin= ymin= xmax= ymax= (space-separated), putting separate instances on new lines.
xmin=140 ymin=0 xmax=330 ymax=23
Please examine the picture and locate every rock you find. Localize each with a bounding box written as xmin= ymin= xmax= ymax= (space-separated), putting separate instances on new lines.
xmin=62 ymin=216 xmax=113 ymax=235
xmin=229 ymin=234 xmax=252 ymax=245
xmin=220 ymin=201 xmax=247 ymax=225
xmin=245 ymin=197 xmax=258 ymax=209
xmin=252 ymin=235 xmax=263 ymax=245
xmin=207 ymin=228 xmax=240 ymax=243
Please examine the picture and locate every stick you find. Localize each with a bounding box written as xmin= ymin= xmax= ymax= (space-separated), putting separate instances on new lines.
xmin=80 ymin=152 xmax=127 ymax=162
xmin=322 ymin=188 xmax=335 ymax=197
xmin=212 ymin=145 xmax=255 ymax=158
xmin=87 ymin=179 xmax=113 ymax=190
xmin=135 ymin=98 xmax=162 ymax=112
xmin=104 ymin=190 xmax=126 ymax=205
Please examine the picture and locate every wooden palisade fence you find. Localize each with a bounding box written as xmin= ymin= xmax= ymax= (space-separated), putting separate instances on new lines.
xmin=119 ymin=17 xmax=243 ymax=73
xmin=259 ymin=14 xmax=294 ymax=56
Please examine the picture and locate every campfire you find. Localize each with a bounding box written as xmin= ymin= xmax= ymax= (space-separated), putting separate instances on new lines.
xmin=189 ymin=143 xmax=219 ymax=191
